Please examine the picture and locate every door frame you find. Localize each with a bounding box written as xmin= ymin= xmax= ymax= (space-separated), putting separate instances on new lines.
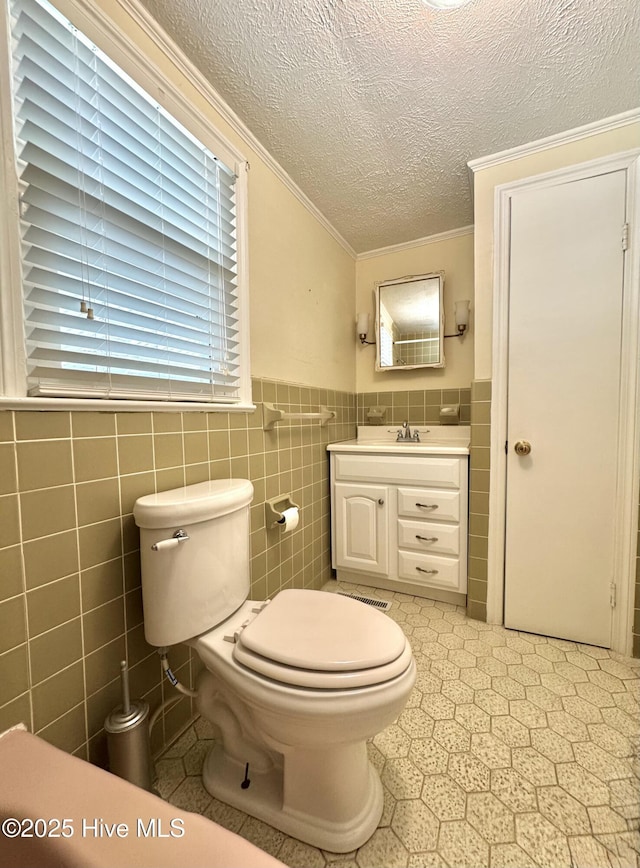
xmin=487 ymin=150 xmax=640 ymax=655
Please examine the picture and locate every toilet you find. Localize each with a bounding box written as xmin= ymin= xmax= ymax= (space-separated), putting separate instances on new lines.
xmin=133 ymin=479 xmax=416 ymax=853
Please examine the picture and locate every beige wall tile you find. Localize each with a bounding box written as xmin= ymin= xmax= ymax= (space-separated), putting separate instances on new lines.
xmin=0 ymin=691 xmax=31 ymax=733
xmin=23 ymin=530 xmax=78 ymax=590
xmin=87 ymin=678 xmax=121 ymax=737
xmin=117 ymin=435 xmax=153 ymax=475
xmin=120 ymin=471 xmax=155 ymax=515
xmin=37 ymin=703 xmax=86 ymax=755
xmin=84 ymin=635 xmax=126 ymax=695
xmin=20 ymin=485 xmax=76 ymax=541
xmin=182 ymin=413 xmax=207 ymax=431
xmin=0 ymin=644 xmax=29 ymax=705
xmin=2 ymin=384 xmax=358 ymax=763
xmin=467 ymin=577 xmax=488 ymax=604
xmin=0 ymin=494 xmax=20 ymax=548
xmin=82 ymin=597 xmax=125 ymax=655
xmin=15 ymin=412 xmax=70 ymax=441
xmin=0 ymin=412 xmax=14 ymax=442
xmin=0 ymin=546 xmax=23 ymax=602
xmin=27 ymin=575 xmax=81 ymax=637
xmin=185 ymin=463 xmax=209 ymax=485
xmin=184 ymin=431 xmax=208 ymax=464
xmin=0 ymin=596 xmax=26 ymax=655
xmin=0 ymin=444 xmax=17 ymax=495
xmin=30 ymin=618 xmax=83 ymax=685
xmin=156 ymin=467 xmax=185 ymax=491
xmin=71 ymin=412 xmax=116 ymax=438
xmin=153 ymin=433 xmax=184 ymax=469
xmin=16 ymin=440 xmax=73 ymax=491
xmin=472 ymin=380 xmax=492 ymax=401
xmin=152 ymin=412 xmax=182 ymax=433
xmin=467 ymin=600 xmax=487 ymax=621
xmin=78 ymin=518 xmax=122 ymax=571
xmin=76 ymin=478 xmax=121 ymax=526
xmin=32 ymin=661 xmax=85 ymax=731
xmin=81 ymin=560 xmax=124 ymax=612
xmin=116 ymin=412 xmax=151 ymax=435
xmin=73 ymin=437 xmax=118 ymax=482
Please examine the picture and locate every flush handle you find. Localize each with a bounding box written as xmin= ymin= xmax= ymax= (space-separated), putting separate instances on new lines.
xmin=514 ymin=440 xmax=532 ymax=456
xmin=151 ymin=528 xmax=190 ymax=552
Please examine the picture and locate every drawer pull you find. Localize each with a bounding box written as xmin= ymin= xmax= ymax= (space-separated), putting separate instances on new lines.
xmin=416 ymin=567 xmax=439 ymax=575
xmin=416 ymin=502 xmax=439 ymax=509
xmin=416 ymin=535 xmax=438 ymax=543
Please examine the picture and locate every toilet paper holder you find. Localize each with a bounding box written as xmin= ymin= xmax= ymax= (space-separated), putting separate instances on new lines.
xmin=266 ymin=495 xmax=301 ymax=529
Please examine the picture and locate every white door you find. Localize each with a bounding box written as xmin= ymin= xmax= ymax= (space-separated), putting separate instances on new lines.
xmin=504 ymin=169 xmax=626 ymax=647
xmin=334 ymin=482 xmax=389 ymax=575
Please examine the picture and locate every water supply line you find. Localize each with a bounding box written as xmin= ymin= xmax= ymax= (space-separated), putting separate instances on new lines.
xmin=158 ymin=647 xmax=199 ymax=698
xmin=149 ymin=648 xmax=199 ymax=734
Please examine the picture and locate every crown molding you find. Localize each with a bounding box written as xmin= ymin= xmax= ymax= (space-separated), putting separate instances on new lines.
xmin=73 ymin=0 xmax=356 ymax=259
xmin=357 ymin=225 xmax=474 ymax=261
xmin=468 ymin=108 xmax=640 ymax=174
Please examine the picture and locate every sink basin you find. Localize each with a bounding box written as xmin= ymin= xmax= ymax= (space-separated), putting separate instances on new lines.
xmin=326 ymin=425 xmax=471 ymax=456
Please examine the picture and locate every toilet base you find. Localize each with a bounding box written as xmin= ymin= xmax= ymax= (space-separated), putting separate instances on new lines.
xmin=202 ymin=742 xmax=383 ymax=853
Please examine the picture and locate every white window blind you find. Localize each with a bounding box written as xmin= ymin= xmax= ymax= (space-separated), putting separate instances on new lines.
xmin=10 ymin=0 xmax=243 ymax=402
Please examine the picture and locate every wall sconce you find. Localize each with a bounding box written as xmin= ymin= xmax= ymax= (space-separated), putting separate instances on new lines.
xmin=445 ymin=300 xmax=471 ymax=338
xmin=357 ymin=312 xmax=375 ymax=345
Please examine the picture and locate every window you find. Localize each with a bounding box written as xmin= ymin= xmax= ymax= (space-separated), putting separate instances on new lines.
xmin=0 ymin=0 xmax=250 ymax=406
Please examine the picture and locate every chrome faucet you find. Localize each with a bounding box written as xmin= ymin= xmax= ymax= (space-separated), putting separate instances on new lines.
xmin=397 ymin=421 xmax=420 ymax=442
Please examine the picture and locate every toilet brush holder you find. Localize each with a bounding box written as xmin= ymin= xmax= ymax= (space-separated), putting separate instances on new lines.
xmin=105 ymin=660 xmax=153 ymax=792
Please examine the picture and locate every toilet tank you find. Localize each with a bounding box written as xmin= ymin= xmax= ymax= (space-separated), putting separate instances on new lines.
xmin=133 ymin=479 xmax=254 ymax=647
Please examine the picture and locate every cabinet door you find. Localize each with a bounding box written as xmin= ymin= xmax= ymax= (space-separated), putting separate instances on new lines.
xmin=334 ymin=482 xmax=389 ymax=575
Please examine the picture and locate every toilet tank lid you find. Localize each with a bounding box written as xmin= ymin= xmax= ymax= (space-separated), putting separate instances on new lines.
xmin=133 ymin=479 xmax=254 ymax=528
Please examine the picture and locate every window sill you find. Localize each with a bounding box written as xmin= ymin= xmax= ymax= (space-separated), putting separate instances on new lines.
xmin=0 ymin=397 xmax=257 ymax=413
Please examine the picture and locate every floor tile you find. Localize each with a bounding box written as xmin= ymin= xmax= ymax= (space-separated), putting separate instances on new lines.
xmin=152 ymin=581 xmax=640 ymax=867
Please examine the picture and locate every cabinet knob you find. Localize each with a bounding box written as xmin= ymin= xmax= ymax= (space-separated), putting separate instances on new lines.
xmin=377 ymin=498 xmax=385 ymax=506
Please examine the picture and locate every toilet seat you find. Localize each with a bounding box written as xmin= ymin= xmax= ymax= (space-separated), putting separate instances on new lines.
xmin=230 ymin=590 xmax=412 ymax=689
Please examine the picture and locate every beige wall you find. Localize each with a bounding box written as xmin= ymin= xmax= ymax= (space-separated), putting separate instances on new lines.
xmin=355 ymin=231 xmax=474 ymax=394
xmin=248 ymin=160 xmax=355 ymax=389
xmin=472 ymin=121 xmax=640 ymax=380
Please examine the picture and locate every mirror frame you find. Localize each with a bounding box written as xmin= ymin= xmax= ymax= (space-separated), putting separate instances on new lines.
xmin=374 ymin=271 xmax=445 ymax=371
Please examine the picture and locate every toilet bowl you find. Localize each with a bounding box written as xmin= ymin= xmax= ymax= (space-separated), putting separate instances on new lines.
xmin=134 ymin=480 xmax=416 ymax=853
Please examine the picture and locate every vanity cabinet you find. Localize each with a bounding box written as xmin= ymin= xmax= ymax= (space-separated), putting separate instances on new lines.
xmin=329 ymin=449 xmax=468 ymax=603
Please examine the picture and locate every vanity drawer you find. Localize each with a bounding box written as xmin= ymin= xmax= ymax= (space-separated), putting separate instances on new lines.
xmin=398 ymin=519 xmax=459 ymax=556
xmin=398 ymin=551 xmax=461 ymax=592
xmin=397 ymin=488 xmax=460 ymax=522
xmin=333 ymin=454 xmax=461 ymax=488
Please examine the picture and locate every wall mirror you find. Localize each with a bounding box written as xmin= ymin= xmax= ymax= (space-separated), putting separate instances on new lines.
xmin=375 ymin=272 xmax=444 ymax=371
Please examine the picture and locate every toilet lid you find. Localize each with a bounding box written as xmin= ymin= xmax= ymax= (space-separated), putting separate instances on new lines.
xmin=233 ymin=589 xmax=410 ymax=688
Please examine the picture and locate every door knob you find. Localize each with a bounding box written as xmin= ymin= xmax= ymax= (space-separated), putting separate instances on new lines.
xmin=514 ymin=440 xmax=532 ymax=456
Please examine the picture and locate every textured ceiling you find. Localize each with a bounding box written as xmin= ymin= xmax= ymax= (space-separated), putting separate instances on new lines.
xmin=138 ymin=0 xmax=640 ymax=253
